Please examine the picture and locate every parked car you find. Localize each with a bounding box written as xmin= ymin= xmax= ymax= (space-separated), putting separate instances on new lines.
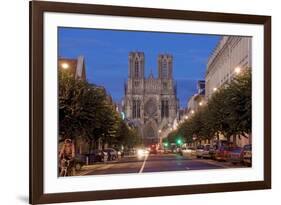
xmin=164 ymin=148 xmax=172 ymax=154
xmin=113 ymin=147 xmax=124 ymax=158
xmin=157 ymin=148 xmax=165 ymax=154
xmin=228 ymin=147 xmax=243 ymax=164
xmin=209 ymin=145 xmax=218 ymax=159
xmin=215 ymin=146 xmax=230 ymax=161
xmin=180 ymin=147 xmax=196 ymax=158
xmin=202 ymin=144 xmax=212 ymax=159
xmin=150 ymin=147 xmax=157 ymax=154
xmin=179 ymin=147 xmax=186 ymax=156
xmin=85 ymin=149 xmax=108 ymax=164
xmin=195 ymin=145 xmax=205 ymax=158
xmin=170 ymin=144 xmax=177 ymax=153
xmin=103 ymin=148 xmax=118 ymax=160
xmin=242 ymin=144 xmax=252 ymax=166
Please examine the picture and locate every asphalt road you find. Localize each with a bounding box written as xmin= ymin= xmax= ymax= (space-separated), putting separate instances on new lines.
xmin=77 ymin=153 xmax=245 ymax=176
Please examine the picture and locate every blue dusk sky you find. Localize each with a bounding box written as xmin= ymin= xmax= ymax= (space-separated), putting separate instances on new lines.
xmin=58 ymin=27 xmax=221 ymax=108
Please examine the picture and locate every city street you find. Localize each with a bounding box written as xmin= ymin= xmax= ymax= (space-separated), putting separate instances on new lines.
xmin=76 ymin=153 xmax=246 ymax=176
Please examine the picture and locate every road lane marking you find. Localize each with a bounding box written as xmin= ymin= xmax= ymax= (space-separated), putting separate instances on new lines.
xmin=139 ymin=154 xmax=149 ymax=173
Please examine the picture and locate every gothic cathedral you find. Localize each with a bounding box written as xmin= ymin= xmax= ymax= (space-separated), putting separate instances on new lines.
xmin=124 ymin=52 xmax=178 ymax=145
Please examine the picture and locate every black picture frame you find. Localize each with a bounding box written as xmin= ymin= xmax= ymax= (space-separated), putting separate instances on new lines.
xmin=30 ymin=1 xmax=271 ymax=204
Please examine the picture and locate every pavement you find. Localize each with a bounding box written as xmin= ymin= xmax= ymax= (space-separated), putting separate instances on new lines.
xmin=76 ymin=153 xmax=247 ymax=176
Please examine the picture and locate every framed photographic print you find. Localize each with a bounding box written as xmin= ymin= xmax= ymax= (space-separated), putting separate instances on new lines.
xmin=30 ymin=0 xmax=271 ymax=204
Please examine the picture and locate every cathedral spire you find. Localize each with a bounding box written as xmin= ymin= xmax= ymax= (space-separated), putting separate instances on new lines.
xmin=129 ymin=51 xmax=145 ymax=79
xmin=158 ymin=54 xmax=173 ymax=79
xmin=148 ymin=68 xmax=154 ymax=79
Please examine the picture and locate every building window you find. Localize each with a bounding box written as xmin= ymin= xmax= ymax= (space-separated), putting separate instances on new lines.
xmin=161 ymin=100 xmax=169 ymax=118
xmin=165 ymin=101 xmax=169 ymax=118
xmin=133 ymin=100 xmax=136 ymax=118
xmin=137 ymin=100 xmax=141 ymax=118
xmin=162 ymin=60 xmax=168 ymax=78
xmin=135 ymin=60 xmax=139 ymax=78
xmin=163 ymin=82 xmax=168 ymax=91
xmin=133 ymin=99 xmax=141 ymax=118
xmin=134 ymin=81 xmax=140 ymax=87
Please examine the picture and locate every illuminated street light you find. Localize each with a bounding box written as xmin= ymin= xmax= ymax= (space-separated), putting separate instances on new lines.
xmin=199 ymin=101 xmax=204 ymax=106
xmin=61 ymin=63 xmax=69 ymax=69
xmin=158 ymin=130 xmax=162 ymax=133
xmin=184 ymin=115 xmax=188 ymax=120
xmin=213 ymin=87 xmax=217 ymax=92
xmin=191 ymin=110 xmax=195 ymax=114
xmin=234 ymin=66 xmax=241 ymax=74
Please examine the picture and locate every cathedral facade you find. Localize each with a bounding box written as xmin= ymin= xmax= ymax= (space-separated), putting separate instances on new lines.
xmin=124 ymin=52 xmax=178 ymax=145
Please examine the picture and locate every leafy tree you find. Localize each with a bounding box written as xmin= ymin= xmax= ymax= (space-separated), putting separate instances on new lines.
xmin=59 ymin=71 xmax=97 ymax=141
xmin=115 ymin=121 xmax=142 ymax=148
xmin=223 ymin=69 xmax=252 ymax=144
xmin=59 ymin=71 xmax=140 ymax=152
xmin=173 ymin=68 xmax=251 ymax=146
xmin=59 ymin=70 xmax=129 ymax=153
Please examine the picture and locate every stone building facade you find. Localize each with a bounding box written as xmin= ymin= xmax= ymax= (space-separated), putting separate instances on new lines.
xmin=124 ymin=52 xmax=178 ymax=145
xmin=205 ymin=36 xmax=252 ymax=147
xmin=205 ymin=36 xmax=252 ymax=99
xmin=186 ymin=80 xmax=206 ymax=116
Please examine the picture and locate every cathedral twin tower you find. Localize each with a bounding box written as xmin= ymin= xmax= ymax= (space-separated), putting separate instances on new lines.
xmin=124 ymin=52 xmax=178 ymax=145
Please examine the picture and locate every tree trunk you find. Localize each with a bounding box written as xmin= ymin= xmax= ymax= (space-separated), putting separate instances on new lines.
xmin=233 ymin=134 xmax=237 ymax=146
xmin=88 ymin=139 xmax=92 ymax=155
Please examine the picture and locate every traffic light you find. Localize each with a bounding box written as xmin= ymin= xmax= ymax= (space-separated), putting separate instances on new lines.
xmin=176 ymin=139 xmax=182 ymax=145
xmin=121 ymin=112 xmax=125 ymax=120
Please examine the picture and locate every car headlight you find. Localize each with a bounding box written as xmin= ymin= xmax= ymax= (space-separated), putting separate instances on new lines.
xmin=137 ymin=149 xmax=144 ymax=156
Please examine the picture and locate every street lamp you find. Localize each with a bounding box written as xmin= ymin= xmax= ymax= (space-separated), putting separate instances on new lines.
xmin=158 ymin=129 xmax=162 ymax=133
xmin=199 ymin=101 xmax=204 ymax=106
xmin=61 ymin=62 xmax=69 ymax=69
xmin=234 ymin=66 xmax=241 ymax=75
xmin=184 ymin=115 xmax=188 ymax=120
xmin=213 ymin=87 xmax=217 ymax=92
xmin=191 ymin=110 xmax=195 ymax=114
